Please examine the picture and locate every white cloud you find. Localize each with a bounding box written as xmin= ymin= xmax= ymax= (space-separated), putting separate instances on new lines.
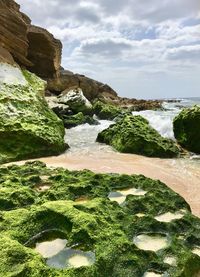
xmin=17 ymin=0 xmax=200 ymax=98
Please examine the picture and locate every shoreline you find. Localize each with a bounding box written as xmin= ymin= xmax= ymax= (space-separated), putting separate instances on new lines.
xmin=9 ymin=151 xmax=200 ymax=218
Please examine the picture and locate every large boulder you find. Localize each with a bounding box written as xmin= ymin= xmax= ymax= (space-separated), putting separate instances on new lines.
xmin=47 ymin=69 xmax=118 ymax=101
xmin=27 ymin=25 xmax=62 ymax=79
xmin=97 ymin=115 xmax=180 ymax=158
xmin=0 ymin=63 xmax=67 ymax=163
xmin=58 ymin=87 xmax=92 ymax=114
xmin=62 ymin=112 xmax=99 ymax=129
xmin=0 ymin=0 xmax=32 ymax=66
xmin=93 ymin=100 xmax=130 ymax=120
xmin=173 ymin=105 xmax=200 ymax=154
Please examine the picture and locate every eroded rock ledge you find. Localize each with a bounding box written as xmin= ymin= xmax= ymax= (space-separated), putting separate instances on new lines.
xmin=0 ymin=161 xmax=200 ymax=276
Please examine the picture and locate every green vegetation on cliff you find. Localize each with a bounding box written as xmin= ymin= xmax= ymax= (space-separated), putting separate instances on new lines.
xmin=173 ymin=105 xmax=200 ymax=154
xmin=0 ymin=161 xmax=199 ymax=276
xmin=97 ymin=115 xmax=180 ymax=158
xmin=0 ymin=69 xmax=67 ymax=164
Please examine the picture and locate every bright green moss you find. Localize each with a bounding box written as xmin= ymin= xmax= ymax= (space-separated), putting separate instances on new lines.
xmin=93 ymin=101 xmax=130 ymax=120
xmin=173 ymin=105 xmax=200 ymax=154
xmin=97 ymin=115 xmax=180 ymax=158
xmin=0 ymin=70 xmax=68 ymax=164
xmin=62 ymin=112 xmax=99 ymax=128
xmin=0 ymin=161 xmax=199 ymax=276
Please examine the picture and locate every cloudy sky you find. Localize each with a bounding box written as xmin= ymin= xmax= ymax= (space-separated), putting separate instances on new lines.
xmin=18 ymin=0 xmax=200 ymax=99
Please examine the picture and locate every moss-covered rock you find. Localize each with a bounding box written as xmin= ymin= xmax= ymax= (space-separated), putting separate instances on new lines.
xmin=0 ymin=68 xmax=67 ymax=164
xmin=173 ymin=105 xmax=200 ymax=154
xmin=62 ymin=112 xmax=99 ymax=129
xmin=58 ymin=88 xmax=93 ymax=115
xmin=97 ymin=115 xmax=180 ymax=158
xmin=0 ymin=161 xmax=199 ymax=276
xmin=93 ymin=101 xmax=130 ymax=120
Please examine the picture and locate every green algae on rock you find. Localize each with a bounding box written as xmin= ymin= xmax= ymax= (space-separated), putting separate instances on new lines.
xmin=58 ymin=88 xmax=93 ymax=115
xmin=173 ymin=105 xmax=200 ymax=154
xmin=0 ymin=161 xmax=200 ymax=276
xmin=0 ymin=67 xmax=67 ymax=164
xmin=62 ymin=112 xmax=99 ymax=129
xmin=93 ymin=100 xmax=130 ymax=120
xmin=97 ymin=115 xmax=180 ymax=158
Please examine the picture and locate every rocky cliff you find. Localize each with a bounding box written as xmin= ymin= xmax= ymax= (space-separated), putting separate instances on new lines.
xmin=27 ymin=25 xmax=62 ymax=79
xmin=0 ymin=0 xmax=31 ymax=66
xmin=0 ymin=0 xmax=118 ymax=102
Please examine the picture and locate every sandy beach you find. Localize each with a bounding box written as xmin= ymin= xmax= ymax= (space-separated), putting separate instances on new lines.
xmin=13 ymin=151 xmax=200 ymax=217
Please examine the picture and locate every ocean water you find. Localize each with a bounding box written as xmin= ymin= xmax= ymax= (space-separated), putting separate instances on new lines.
xmin=65 ymin=97 xmax=200 ymax=156
xmin=38 ymin=97 xmax=200 ymax=216
xmin=132 ymin=97 xmax=200 ymax=140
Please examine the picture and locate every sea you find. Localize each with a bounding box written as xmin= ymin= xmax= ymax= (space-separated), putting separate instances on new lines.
xmin=32 ymin=97 xmax=200 ymax=215
xmin=65 ymin=97 xmax=200 ymax=160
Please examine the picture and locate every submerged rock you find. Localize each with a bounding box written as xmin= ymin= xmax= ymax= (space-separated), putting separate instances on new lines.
xmin=97 ymin=115 xmax=180 ymax=158
xmin=0 ymin=64 xmax=67 ymax=164
xmin=0 ymin=161 xmax=199 ymax=276
xmin=173 ymin=105 xmax=200 ymax=154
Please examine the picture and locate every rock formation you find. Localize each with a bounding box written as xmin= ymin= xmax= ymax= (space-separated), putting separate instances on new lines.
xmin=0 ymin=0 xmax=164 ymax=111
xmin=93 ymin=100 xmax=131 ymax=120
xmin=97 ymin=115 xmax=180 ymax=158
xmin=0 ymin=161 xmax=200 ymax=276
xmin=0 ymin=64 xmax=67 ymax=164
xmin=0 ymin=0 xmax=31 ymax=66
xmin=47 ymin=69 xmax=118 ymax=101
xmin=173 ymin=105 xmax=200 ymax=154
xmin=27 ymin=25 xmax=62 ymax=78
xmin=58 ymin=87 xmax=92 ymax=114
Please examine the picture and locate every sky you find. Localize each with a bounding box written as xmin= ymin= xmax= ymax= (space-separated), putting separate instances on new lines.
xmin=17 ymin=0 xmax=200 ymax=99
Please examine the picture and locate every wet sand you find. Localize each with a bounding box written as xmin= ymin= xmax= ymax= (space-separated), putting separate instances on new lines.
xmin=9 ymin=151 xmax=200 ymax=217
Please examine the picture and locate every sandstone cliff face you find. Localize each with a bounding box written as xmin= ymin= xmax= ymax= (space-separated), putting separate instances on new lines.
xmin=47 ymin=69 xmax=118 ymax=101
xmin=0 ymin=0 xmax=118 ymax=102
xmin=27 ymin=26 xmax=62 ymax=78
xmin=0 ymin=0 xmax=162 ymax=110
xmin=0 ymin=0 xmax=31 ymax=66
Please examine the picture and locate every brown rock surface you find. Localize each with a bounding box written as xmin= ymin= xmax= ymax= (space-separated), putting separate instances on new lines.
xmin=27 ymin=25 xmax=62 ymax=78
xmin=0 ymin=0 xmax=32 ymax=66
xmin=47 ymin=69 xmax=118 ymax=101
xmin=0 ymin=46 xmax=15 ymax=65
xmin=115 ymin=97 xmax=163 ymax=111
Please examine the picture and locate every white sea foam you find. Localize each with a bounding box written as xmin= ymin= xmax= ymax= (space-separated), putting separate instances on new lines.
xmin=65 ymin=120 xmax=113 ymax=155
xmin=132 ymin=108 xmax=179 ymax=139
